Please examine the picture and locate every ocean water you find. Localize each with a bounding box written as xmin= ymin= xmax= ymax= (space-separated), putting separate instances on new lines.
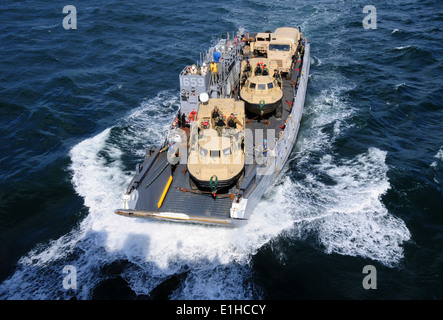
xmin=0 ymin=0 xmax=442 ymax=300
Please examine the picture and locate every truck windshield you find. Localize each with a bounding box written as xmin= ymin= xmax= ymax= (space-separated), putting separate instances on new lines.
xmin=268 ymin=44 xmax=290 ymax=51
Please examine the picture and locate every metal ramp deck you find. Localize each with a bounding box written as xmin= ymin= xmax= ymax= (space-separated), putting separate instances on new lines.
xmin=156 ymin=164 xmax=234 ymax=219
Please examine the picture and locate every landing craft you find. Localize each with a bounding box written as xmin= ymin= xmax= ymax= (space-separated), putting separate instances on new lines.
xmin=115 ymin=27 xmax=310 ymax=227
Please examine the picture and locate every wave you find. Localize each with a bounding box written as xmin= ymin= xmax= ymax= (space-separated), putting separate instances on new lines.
xmin=431 ymin=145 xmax=443 ymax=169
xmin=311 ymin=56 xmax=322 ymax=66
xmin=288 ymin=148 xmax=410 ymax=266
xmin=431 ymin=146 xmax=443 ymax=187
xmin=431 ymin=145 xmax=443 ymax=188
xmin=392 ymin=44 xmax=436 ymax=59
xmin=394 ymin=45 xmax=413 ymax=50
xmin=283 ymin=82 xmax=410 ymax=266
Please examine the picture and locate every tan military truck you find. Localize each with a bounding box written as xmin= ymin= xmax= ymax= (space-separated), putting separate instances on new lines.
xmin=250 ymin=32 xmax=272 ymax=56
xmin=188 ymin=98 xmax=245 ymax=191
xmin=266 ymin=27 xmax=302 ymax=75
xmin=239 ymin=58 xmax=283 ymax=117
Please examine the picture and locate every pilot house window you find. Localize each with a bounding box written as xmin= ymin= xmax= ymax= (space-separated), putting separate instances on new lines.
xmin=257 ymin=84 xmax=266 ymax=90
xmin=210 ymin=150 xmax=220 ymax=157
xmin=200 ymin=147 xmax=208 ymax=157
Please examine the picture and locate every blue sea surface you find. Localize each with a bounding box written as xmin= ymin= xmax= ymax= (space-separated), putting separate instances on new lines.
xmin=0 ymin=0 xmax=442 ymax=300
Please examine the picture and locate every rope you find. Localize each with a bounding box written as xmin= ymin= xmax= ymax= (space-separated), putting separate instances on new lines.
xmin=175 ymin=187 xmax=236 ymax=200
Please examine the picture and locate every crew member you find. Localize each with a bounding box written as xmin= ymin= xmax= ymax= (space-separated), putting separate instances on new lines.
xmin=254 ymin=63 xmax=262 ymax=76
xmin=273 ymin=69 xmax=282 ymax=87
xmin=210 ymin=60 xmax=218 ymax=83
xmin=262 ymin=139 xmax=268 ymax=157
xmin=200 ymin=62 xmax=208 ymax=76
xmin=262 ymin=64 xmax=269 ymax=76
xmin=190 ymin=64 xmax=198 ymax=75
xmin=241 ymin=73 xmax=248 ymax=88
xmin=159 ymin=139 xmax=180 ymax=173
xmin=215 ymin=114 xmax=225 ymax=136
xmin=211 ymin=106 xmax=220 ymax=128
xmin=243 ymin=61 xmax=251 ymax=74
xmin=226 ymin=113 xmax=243 ymax=130
xmin=301 ymin=38 xmax=307 ymax=54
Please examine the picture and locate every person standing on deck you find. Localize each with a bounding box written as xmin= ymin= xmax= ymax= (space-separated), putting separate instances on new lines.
xmin=200 ymin=62 xmax=208 ymax=76
xmin=210 ymin=60 xmax=218 ymax=83
xmin=301 ymin=38 xmax=307 ymax=55
xmin=215 ymin=114 xmax=226 ymax=136
xmin=243 ymin=61 xmax=251 ymax=75
xmin=254 ymin=62 xmax=263 ymax=76
xmin=160 ymin=139 xmax=180 ymax=174
xmin=262 ymin=139 xmax=268 ymax=157
xmin=273 ymin=69 xmax=282 ymax=87
xmin=190 ymin=64 xmax=198 ymax=75
xmin=226 ymin=113 xmax=243 ymax=130
xmin=211 ymin=105 xmax=220 ymax=128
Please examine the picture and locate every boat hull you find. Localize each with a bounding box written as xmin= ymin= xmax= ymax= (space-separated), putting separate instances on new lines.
xmin=115 ymin=209 xmax=245 ymax=227
xmin=189 ymin=169 xmax=243 ymax=191
xmin=241 ymin=98 xmax=281 ymax=115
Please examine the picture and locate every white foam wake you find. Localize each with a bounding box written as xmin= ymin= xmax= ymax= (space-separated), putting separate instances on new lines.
xmin=431 ymin=145 xmax=443 ymax=169
xmin=431 ymin=145 xmax=443 ymax=185
xmin=298 ymin=148 xmax=410 ymax=266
